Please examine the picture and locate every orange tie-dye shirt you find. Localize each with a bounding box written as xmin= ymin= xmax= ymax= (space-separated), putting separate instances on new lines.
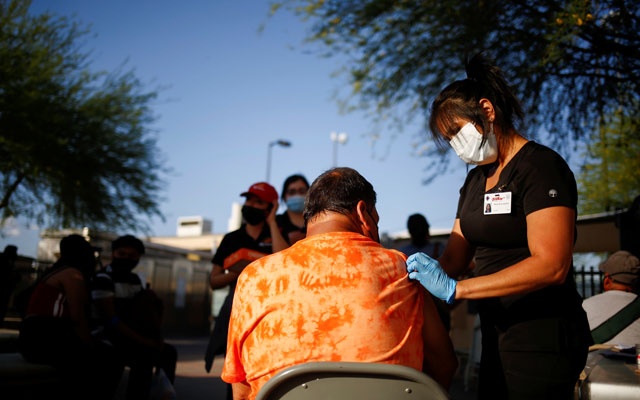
xmin=221 ymin=231 xmax=425 ymax=399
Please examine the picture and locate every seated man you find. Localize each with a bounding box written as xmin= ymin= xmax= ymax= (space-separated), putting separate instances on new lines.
xmin=91 ymin=235 xmax=177 ymax=400
xmin=582 ymin=250 xmax=640 ymax=346
xmin=222 ymin=167 xmax=458 ymax=400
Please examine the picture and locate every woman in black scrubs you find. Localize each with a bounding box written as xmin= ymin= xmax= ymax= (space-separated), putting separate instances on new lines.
xmin=406 ymin=53 xmax=592 ymax=399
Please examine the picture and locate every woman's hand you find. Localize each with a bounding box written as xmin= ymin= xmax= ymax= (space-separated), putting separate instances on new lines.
xmin=266 ymin=199 xmax=279 ymax=225
xmin=407 ymin=252 xmax=457 ymax=304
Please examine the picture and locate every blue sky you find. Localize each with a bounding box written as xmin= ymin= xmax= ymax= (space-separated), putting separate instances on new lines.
xmin=2 ymin=0 xmax=470 ymax=258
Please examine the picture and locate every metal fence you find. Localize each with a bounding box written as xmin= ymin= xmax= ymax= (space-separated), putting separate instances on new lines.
xmin=574 ymin=266 xmax=603 ymax=299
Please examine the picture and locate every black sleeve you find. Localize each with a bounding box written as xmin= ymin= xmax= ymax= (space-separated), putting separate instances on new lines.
xmin=520 ymin=147 xmax=577 ymax=215
xmin=212 ymin=232 xmax=235 ymax=266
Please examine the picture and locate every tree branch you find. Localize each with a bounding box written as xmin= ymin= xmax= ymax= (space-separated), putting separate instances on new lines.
xmin=0 ymin=172 xmax=25 ymax=210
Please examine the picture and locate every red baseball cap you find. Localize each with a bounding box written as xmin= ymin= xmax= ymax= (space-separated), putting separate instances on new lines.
xmin=240 ymin=182 xmax=278 ymax=203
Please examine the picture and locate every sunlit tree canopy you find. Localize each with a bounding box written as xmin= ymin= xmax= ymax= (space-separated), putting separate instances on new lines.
xmin=273 ymin=0 xmax=640 ymax=183
xmin=0 ymin=0 xmax=168 ymax=232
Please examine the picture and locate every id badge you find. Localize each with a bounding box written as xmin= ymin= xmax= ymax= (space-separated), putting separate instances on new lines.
xmin=484 ymin=192 xmax=512 ymax=215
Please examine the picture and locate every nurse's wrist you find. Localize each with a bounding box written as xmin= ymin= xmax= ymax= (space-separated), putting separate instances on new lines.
xmin=452 ymin=280 xmax=466 ymax=301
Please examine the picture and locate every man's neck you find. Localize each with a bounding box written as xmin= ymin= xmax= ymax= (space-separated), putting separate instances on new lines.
xmin=604 ymin=277 xmax=636 ymax=293
xmin=306 ymin=212 xmax=360 ymax=236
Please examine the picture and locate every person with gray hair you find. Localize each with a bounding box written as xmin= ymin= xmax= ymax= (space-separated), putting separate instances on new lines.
xmin=582 ymin=251 xmax=640 ymax=346
xmin=221 ymin=167 xmax=457 ymax=400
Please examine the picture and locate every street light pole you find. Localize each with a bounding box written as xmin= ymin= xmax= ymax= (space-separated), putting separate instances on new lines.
xmin=266 ymin=139 xmax=292 ymax=182
xmin=330 ymin=131 xmax=348 ymax=167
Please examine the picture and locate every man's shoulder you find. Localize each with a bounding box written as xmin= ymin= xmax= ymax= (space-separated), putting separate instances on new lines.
xmin=287 ymin=232 xmax=405 ymax=264
xmin=584 ymin=290 xmax=636 ymax=303
xmin=582 ymin=291 xmax=637 ymax=316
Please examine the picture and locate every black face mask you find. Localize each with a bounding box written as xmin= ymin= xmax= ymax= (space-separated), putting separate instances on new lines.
xmin=242 ymin=205 xmax=267 ymax=225
xmin=110 ymin=257 xmax=139 ymax=274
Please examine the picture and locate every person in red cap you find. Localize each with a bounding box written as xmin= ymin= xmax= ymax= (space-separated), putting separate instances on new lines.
xmin=204 ymin=181 xmax=288 ymax=399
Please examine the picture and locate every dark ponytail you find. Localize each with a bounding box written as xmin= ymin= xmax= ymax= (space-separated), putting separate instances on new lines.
xmin=429 ymin=53 xmax=524 ymax=147
xmin=465 ymin=53 xmax=523 ymax=135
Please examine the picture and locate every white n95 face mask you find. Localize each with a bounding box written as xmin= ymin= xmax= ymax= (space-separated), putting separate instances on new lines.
xmin=449 ymin=122 xmax=498 ymax=165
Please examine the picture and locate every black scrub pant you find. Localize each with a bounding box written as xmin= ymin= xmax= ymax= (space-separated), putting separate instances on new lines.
xmin=477 ymin=313 xmax=591 ymax=400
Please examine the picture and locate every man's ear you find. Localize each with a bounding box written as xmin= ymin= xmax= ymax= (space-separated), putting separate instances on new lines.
xmin=479 ymin=98 xmax=495 ymax=123
xmin=355 ymin=200 xmax=374 ymax=233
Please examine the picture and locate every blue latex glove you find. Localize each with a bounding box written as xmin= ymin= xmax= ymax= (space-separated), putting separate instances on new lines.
xmin=406 ymin=252 xmax=457 ymax=304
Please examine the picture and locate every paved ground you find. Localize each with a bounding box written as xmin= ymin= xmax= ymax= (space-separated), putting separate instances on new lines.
xmin=167 ymin=335 xmax=478 ymax=400
xmin=1 ymin=327 xmax=477 ymax=400
xmin=168 ymin=336 xmax=228 ymax=399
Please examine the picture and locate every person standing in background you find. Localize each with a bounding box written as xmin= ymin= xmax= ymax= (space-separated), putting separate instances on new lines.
xmin=400 ymin=213 xmax=439 ymax=258
xmin=0 ymin=245 xmax=19 ymax=326
xmin=276 ymin=174 xmax=310 ymax=245
xmin=205 ymin=182 xmax=286 ymax=400
xmin=406 ymin=53 xmax=592 ymax=399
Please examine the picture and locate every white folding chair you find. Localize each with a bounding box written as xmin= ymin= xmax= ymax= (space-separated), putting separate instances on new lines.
xmin=255 ymin=361 xmax=450 ymax=400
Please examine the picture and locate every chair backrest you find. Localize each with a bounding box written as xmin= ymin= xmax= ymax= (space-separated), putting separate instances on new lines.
xmin=255 ymin=361 xmax=449 ymax=400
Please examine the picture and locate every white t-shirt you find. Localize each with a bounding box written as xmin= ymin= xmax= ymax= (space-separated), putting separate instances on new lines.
xmin=582 ymin=290 xmax=640 ymax=347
